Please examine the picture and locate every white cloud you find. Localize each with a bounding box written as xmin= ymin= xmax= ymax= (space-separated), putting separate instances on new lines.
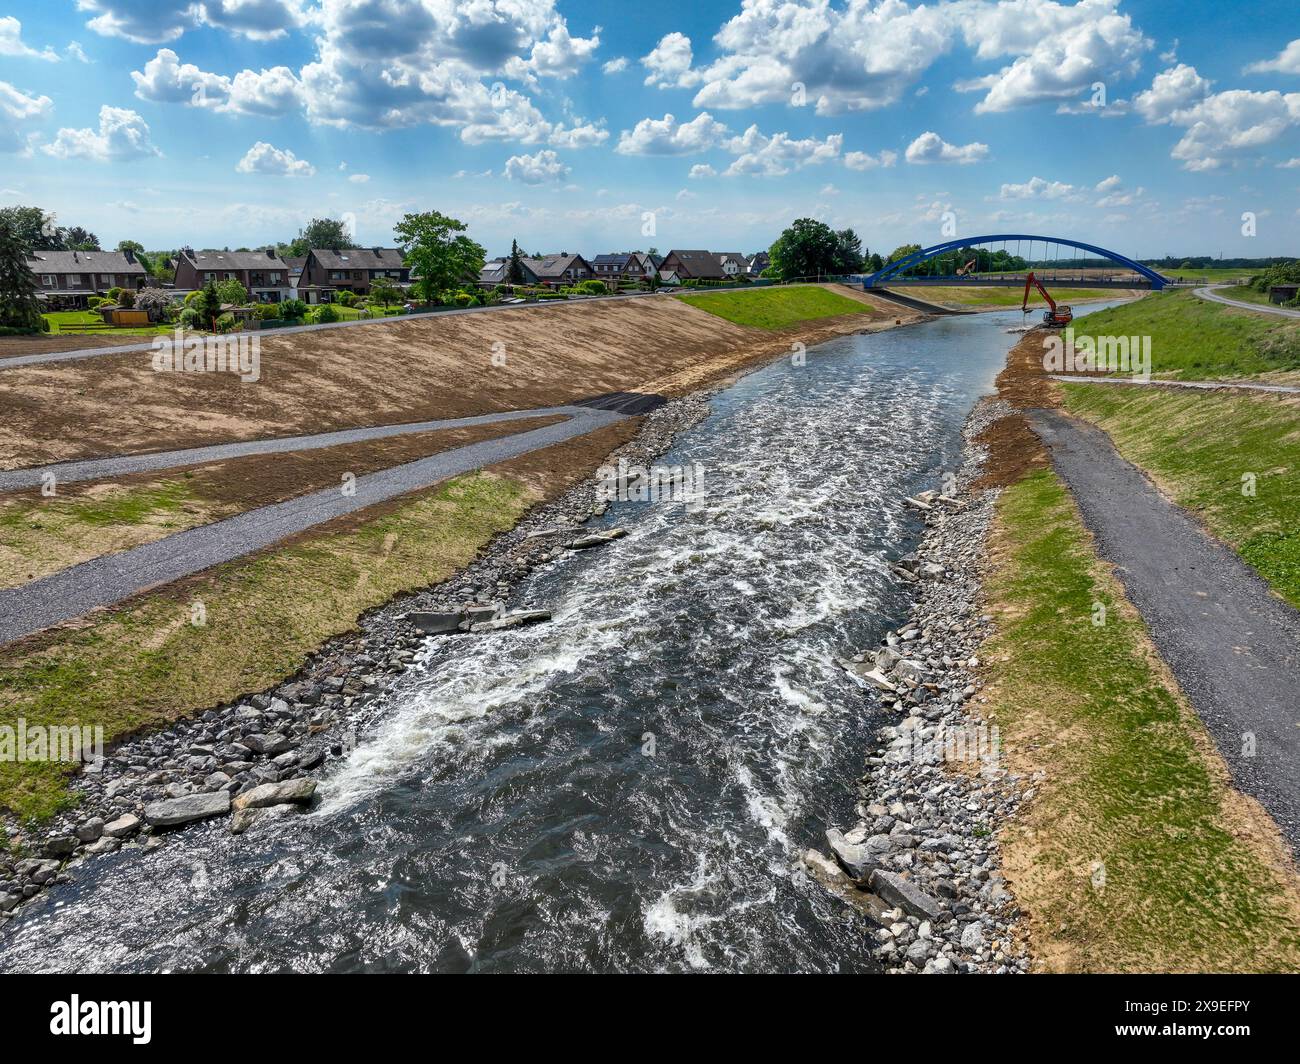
xmin=131 ymin=48 xmax=230 ymax=106
xmin=905 ymin=131 xmax=989 ymax=165
xmin=66 ymin=41 xmax=92 ymax=63
xmin=348 ymin=173 xmax=370 ymax=183
xmin=1132 ymin=63 xmax=1210 ymax=123
xmin=616 ymin=112 xmax=729 ymax=155
xmin=844 ymin=148 xmax=898 ymax=170
xmin=226 ymin=65 xmax=303 ymax=115
xmin=0 ymin=80 xmax=52 ymax=153
xmin=602 ymin=56 xmax=628 ymax=74
xmin=0 ymin=16 xmax=58 ymax=60
xmin=43 ymin=105 xmax=160 ymax=161
xmin=642 ymin=31 xmax=695 ymax=88
xmin=1278 ymin=158 xmax=1300 ymax=169
xmin=1245 ymin=39 xmax=1300 ymax=75
xmin=689 ymin=163 xmax=716 ymax=178
xmin=548 ymin=121 xmax=609 ymax=148
xmin=78 ymin=0 xmax=302 ymax=44
xmin=506 ymin=22 xmax=600 ymax=81
xmin=235 ymin=140 xmax=315 ymax=177
xmin=999 ymin=176 xmax=1081 ymax=200
xmin=504 ymin=148 xmax=569 ymax=184
xmin=723 ymin=125 xmax=842 ymax=176
xmin=1168 ymin=89 xmax=1300 ymax=171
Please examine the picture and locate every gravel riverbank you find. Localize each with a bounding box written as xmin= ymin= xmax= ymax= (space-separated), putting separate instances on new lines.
xmin=805 ymin=395 xmax=1032 ymax=973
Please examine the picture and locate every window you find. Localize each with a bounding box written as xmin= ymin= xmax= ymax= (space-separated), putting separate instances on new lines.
xmin=41 ymin=274 xmax=55 ymax=286
xmin=269 ymin=273 xmax=281 ymax=283
xmin=67 ymin=274 xmax=82 ymax=285
xmin=100 ymin=274 xmax=113 ymax=286
xmin=204 ymin=272 xmax=216 ymax=282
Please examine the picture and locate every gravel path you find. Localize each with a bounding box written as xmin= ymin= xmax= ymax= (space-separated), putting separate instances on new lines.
xmin=1028 ymin=408 xmax=1300 ymax=849
xmin=0 ymin=405 xmax=599 ymax=491
xmin=1050 ymin=375 xmax=1300 ymax=394
xmin=0 ymin=406 xmax=625 ymax=646
xmin=1194 ymin=285 xmax=1300 ymax=319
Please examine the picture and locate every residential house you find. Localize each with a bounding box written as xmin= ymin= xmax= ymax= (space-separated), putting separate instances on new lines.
xmin=478 ymin=257 xmax=541 ymax=287
xmin=174 ymin=247 xmax=291 ymax=303
xmin=590 ymin=253 xmax=633 ymax=284
xmin=659 ymin=250 xmax=726 ymax=282
xmin=522 ymin=253 xmax=593 ymax=288
xmin=746 ymin=251 xmax=771 ymax=276
xmin=26 ymin=248 xmax=148 ymax=309
xmin=657 ymin=267 xmax=683 ymax=286
xmin=283 ymin=255 xmax=306 ymax=292
xmin=297 ymin=247 xmax=411 ymax=304
xmin=717 ymin=252 xmax=748 ymax=278
xmin=625 ymin=252 xmax=662 ymax=283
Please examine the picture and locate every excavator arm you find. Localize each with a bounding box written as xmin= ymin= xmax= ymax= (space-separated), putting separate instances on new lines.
xmin=1022 ymin=270 xmax=1072 ymax=327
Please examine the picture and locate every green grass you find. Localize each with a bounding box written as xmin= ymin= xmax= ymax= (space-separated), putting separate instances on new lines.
xmin=0 ymin=472 xmax=529 ymax=822
xmin=41 ymin=310 xmax=174 ymax=337
xmin=1060 ymin=384 xmax=1300 ymax=607
xmin=1065 ymin=289 xmax=1300 ymax=379
xmin=322 ymin=304 xmax=406 ymax=321
xmin=988 ymin=468 xmax=1300 ymax=971
xmin=896 ymin=285 xmax=1121 ymax=308
xmin=675 ymin=285 xmax=873 ymax=329
xmin=1216 ymin=284 xmax=1289 ymax=307
xmin=1152 ymin=267 xmax=1257 ymax=283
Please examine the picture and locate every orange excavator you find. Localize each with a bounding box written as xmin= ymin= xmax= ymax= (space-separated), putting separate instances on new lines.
xmin=1022 ymin=271 xmax=1072 ymax=327
xmin=956 ymin=257 xmax=978 ymax=276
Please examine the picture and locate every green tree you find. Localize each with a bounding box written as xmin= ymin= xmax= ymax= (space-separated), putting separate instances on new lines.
xmin=867 ymin=252 xmax=885 ymax=272
xmin=216 ymin=278 xmax=248 ymax=305
xmin=64 ymin=226 xmax=100 ymax=251
xmin=832 ymin=228 xmax=866 ymax=274
xmin=0 ymin=219 xmax=43 ymax=330
xmin=283 ymin=218 xmax=357 ymax=257
xmin=887 ymin=243 xmax=922 ymax=263
xmin=768 ymin=217 xmax=841 ymax=282
xmin=195 ymin=281 xmax=222 ymax=328
xmin=369 ymin=278 xmax=401 ymax=309
xmin=394 ymin=211 xmax=486 ymax=304
xmin=507 ymin=238 xmax=526 ymax=284
xmin=117 ymin=239 xmax=144 ymax=255
xmin=0 ymin=205 xmax=62 ymax=251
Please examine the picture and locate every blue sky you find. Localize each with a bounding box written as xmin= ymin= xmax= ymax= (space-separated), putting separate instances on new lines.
xmin=0 ymin=0 xmax=1297 ymax=258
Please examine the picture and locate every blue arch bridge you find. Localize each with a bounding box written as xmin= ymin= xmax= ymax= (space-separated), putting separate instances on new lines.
xmin=859 ymin=234 xmax=1170 ymax=291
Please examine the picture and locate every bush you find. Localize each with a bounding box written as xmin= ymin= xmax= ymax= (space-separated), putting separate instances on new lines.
xmin=313 ymin=303 xmax=340 ymax=324
xmin=106 ymin=287 xmax=122 ymax=302
xmin=184 ymin=289 xmax=203 ymax=306
xmin=134 ymin=286 xmax=172 ymax=322
xmin=178 ymin=308 xmax=200 ymax=329
xmin=87 ymin=295 xmax=106 ymax=309
xmin=41 ymin=316 xmax=50 ymax=333
xmin=216 ymin=278 xmax=248 ymax=306
xmin=571 ymin=279 xmax=607 ymax=295
xmin=254 ymin=302 xmax=281 ymax=320
xmin=117 ymin=289 xmax=136 ymax=309
xmin=213 ymin=312 xmax=237 ymax=333
xmin=335 ymin=290 xmax=358 ymax=307
xmin=280 ymin=298 xmax=307 ymax=319
xmin=0 ymin=325 xmax=40 ymax=336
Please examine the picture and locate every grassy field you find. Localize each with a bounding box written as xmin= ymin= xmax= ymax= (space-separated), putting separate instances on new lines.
xmin=42 ymin=310 xmax=173 ymax=337
xmin=1215 ymin=284 xmax=1287 ymax=307
xmin=1059 ymin=384 xmax=1300 ymax=607
xmin=893 ymin=285 xmax=1124 ymax=308
xmin=1066 ymin=289 xmax=1300 ymax=379
xmin=1152 ymin=267 xmax=1257 ymax=283
xmin=676 ymin=285 xmax=874 ymax=329
xmin=0 ymin=471 xmax=529 ymax=821
xmin=985 ymin=468 xmax=1300 ymax=971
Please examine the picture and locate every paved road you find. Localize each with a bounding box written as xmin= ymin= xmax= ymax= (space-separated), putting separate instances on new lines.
xmin=1050 ymin=374 xmax=1300 ymax=394
xmin=1029 ymin=408 xmax=1300 ymax=849
xmin=0 ymin=405 xmax=599 ymax=491
xmin=1195 ymin=285 xmax=1300 ymax=319
xmin=0 ymin=406 xmax=625 ymax=646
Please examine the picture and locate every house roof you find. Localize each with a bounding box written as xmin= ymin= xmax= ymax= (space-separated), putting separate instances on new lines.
xmin=664 ymin=250 xmax=726 ymax=279
xmin=181 ymin=248 xmax=288 ymax=270
xmin=591 ymin=253 xmax=632 ymax=266
xmin=284 ymin=256 xmax=307 ymax=274
xmin=26 ymin=250 xmax=146 ymax=274
xmin=308 ymin=247 xmax=406 ymax=270
xmin=522 ymin=254 xmax=589 ymax=279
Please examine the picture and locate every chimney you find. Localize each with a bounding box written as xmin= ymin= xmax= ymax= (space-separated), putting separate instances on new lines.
xmin=123 ymin=248 xmax=135 ymax=263
xmin=372 ymin=246 xmax=382 ymax=256
xmin=266 ymin=247 xmax=276 ymax=258
xmin=73 ymin=250 xmax=79 ymax=262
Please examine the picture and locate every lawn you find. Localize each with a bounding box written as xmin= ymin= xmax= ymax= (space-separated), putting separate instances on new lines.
xmin=1064 ymin=288 xmax=1300 ymax=379
xmin=1152 ymin=266 xmax=1258 ymax=283
xmin=1215 ymin=284 xmax=1289 ymax=307
xmin=0 ymin=471 xmax=529 ymax=821
xmin=890 ymin=285 xmax=1124 ymax=308
xmin=984 ymin=468 xmax=1300 ymax=971
xmin=675 ymin=285 xmax=874 ymax=329
xmin=42 ymin=310 xmax=174 ymax=337
xmin=1059 ymin=384 xmax=1300 ymax=608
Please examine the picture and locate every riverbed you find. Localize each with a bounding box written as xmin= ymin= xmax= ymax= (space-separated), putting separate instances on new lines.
xmin=0 ymin=306 xmax=1113 ymax=973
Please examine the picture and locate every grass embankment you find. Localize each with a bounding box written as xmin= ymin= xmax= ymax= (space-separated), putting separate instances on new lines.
xmin=675 ymin=285 xmax=874 ymax=330
xmin=0 ymin=472 xmax=529 ymax=821
xmin=42 ymin=310 xmax=173 ymax=337
xmin=1068 ymin=289 xmax=1300 ymax=379
xmin=1215 ymin=284 xmax=1288 ymax=308
xmin=894 ymin=286 xmax=1119 ymax=309
xmin=1059 ymin=384 xmax=1300 ymax=607
xmin=985 ymin=468 xmax=1300 ymax=972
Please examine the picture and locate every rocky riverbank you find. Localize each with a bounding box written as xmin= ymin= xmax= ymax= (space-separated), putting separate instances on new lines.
xmin=0 ymin=394 xmax=712 ymax=927
xmin=804 ymin=396 xmax=1032 ymax=974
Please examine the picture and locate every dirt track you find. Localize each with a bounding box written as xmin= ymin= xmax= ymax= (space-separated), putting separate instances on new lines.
xmin=0 ymin=287 xmax=910 ymax=469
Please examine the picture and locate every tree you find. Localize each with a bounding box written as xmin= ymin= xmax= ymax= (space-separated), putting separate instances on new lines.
xmin=867 ymin=252 xmax=885 ymax=272
xmin=64 ymin=226 xmax=101 ymax=251
xmin=394 ymin=210 xmax=486 ymax=304
xmin=134 ymin=287 xmax=172 ymax=322
xmin=0 ymin=205 xmax=63 ymax=251
xmin=832 ymin=228 xmax=865 ymax=274
xmin=507 ymin=238 xmax=527 ymax=284
xmin=887 ymin=244 xmax=922 ymax=263
xmin=283 ymin=218 xmax=357 ymax=257
xmin=195 ymin=280 xmax=222 ymax=328
xmin=216 ymin=278 xmax=248 ymax=305
xmin=768 ymin=217 xmax=841 ymax=282
xmin=0 ymin=219 xmax=43 ymax=330
xmin=369 ymin=278 xmax=401 ymax=309
xmin=117 ymin=240 xmax=144 ymax=255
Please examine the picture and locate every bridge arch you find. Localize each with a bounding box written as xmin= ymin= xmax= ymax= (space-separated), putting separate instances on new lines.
xmin=861 ymin=234 xmax=1169 ymax=290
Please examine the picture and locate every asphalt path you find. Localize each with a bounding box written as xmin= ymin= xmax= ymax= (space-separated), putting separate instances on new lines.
xmin=1194 ymin=285 xmax=1300 ymax=319
xmin=1029 ymin=408 xmax=1300 ymax=850
xmin=0 ymin=405 xmax=625 ymax=646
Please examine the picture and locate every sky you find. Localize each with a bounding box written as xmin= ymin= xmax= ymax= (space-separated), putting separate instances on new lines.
xmin=0 ymin=0 xmax=1297 ymax=259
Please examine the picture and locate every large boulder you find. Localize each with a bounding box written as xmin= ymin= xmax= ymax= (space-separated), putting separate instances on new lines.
xmin=144 ymin=791 xmax=230 ymax=827
xmin=231 ymin=777 xmax=317 ymax=812
xmin=868 ymin=869 xmax=943 ymax=920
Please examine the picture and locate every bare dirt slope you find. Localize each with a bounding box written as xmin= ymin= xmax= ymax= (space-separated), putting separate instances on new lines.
xmin=0 ymin=288 xmax=912 ymax=469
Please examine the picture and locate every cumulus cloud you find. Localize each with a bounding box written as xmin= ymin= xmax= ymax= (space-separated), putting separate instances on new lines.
xmin=843 ymin=148 xmax=898 ymax=170
xmin=1245 ymin=39 xmax=1300 ymax=76
xmin=905 ymin=131 xmax=989 ymax=165
xmin=235 ymin=140 xmax=315 ymax=176
xmin=616 ymin=112 xmax=729 ymax=155
xmin=722 ymin=126 xmax=842 ymax=176
xmin=78 ymin=0 xmax=302 ymax=44
xmin=998 ymin=176 xmax=1081 ymax=200
xmin=642 ymin=31 xmax=695 ymax=88
xmin=688 ymin=163 xmax=716 ymax=178
xmin=1132 ymin=63 xmax=1210 ymax=123
xmin=43 ymin=104 xmax=161 ymax=161
xmin=348 ymin=173 xmax=370 ymax=183
xmin=504 ymin=148 xmax=569 ymax=184
xmin=0 ymin=16 xmax=58 ymax=60
xmin=602 ymin=56 xmax=628 ymax=74
xmin=0 ymin=80 xmax=52 ymax=153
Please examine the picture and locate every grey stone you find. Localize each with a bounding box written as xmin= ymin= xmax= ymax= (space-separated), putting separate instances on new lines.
xmin=469 ymin=610 xmax=552 ymax=633
xmin=868 ymin=869 xmax=943 ymax=920
xmin=102 ymin=813 xmax=141 ymax=838
xmin=144 ymin=791 xmax=231 ymax=827
xmin=826 ymin=828 xmax=879 ymax=881
xmin=960 ymin=922 xmax=985 ymax=950
xmin=567 ymin=528 xmax=627 ymax=550
xmin=43 ymin=836 xmax=78 ymax=858
xmin=74 ymin=818 xmax=105 ymax=843
xmin=231 ymin=777 xmax=316 ymax=812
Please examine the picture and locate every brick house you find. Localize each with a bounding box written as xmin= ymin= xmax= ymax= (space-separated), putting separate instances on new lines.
xmin=522 ymin=253 xmax=593 ymax=288
xmin=297 ymin=248 xmax=411 ymax=304
xmin=478 ymin=257 xmax=541 ymax=287
xmin=174 ymin=247 xmax=291 ymax=303
xmin=659 ymin=250 xmax=726 ymax=282
xmin=591 ymin=253 xmax=632 ymax=283
xmin=26 ymin=248 xmax=148 ymax=309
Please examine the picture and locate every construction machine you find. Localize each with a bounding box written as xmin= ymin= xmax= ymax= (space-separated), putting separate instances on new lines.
xmin=956 ymin=257 xmax=978 ymax=276
xmin=1021 ymin=271 xmax=1072 ymax=327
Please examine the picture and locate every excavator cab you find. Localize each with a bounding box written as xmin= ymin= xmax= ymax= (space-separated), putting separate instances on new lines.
xmin=1042 ymin=304 xmax=1072 ymax=327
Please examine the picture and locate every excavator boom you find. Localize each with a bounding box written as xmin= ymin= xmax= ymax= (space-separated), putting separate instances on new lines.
xmin=1022 ymin=270 xmax=1072 ymax=327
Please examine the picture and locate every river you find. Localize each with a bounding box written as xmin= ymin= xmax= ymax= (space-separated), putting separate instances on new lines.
xmin=0 ymin=304 xmax=1116 ymax=973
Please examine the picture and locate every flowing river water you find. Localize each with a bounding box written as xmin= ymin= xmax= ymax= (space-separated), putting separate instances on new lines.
xmin=0 ymin=304 xmax=1118 ymax=973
